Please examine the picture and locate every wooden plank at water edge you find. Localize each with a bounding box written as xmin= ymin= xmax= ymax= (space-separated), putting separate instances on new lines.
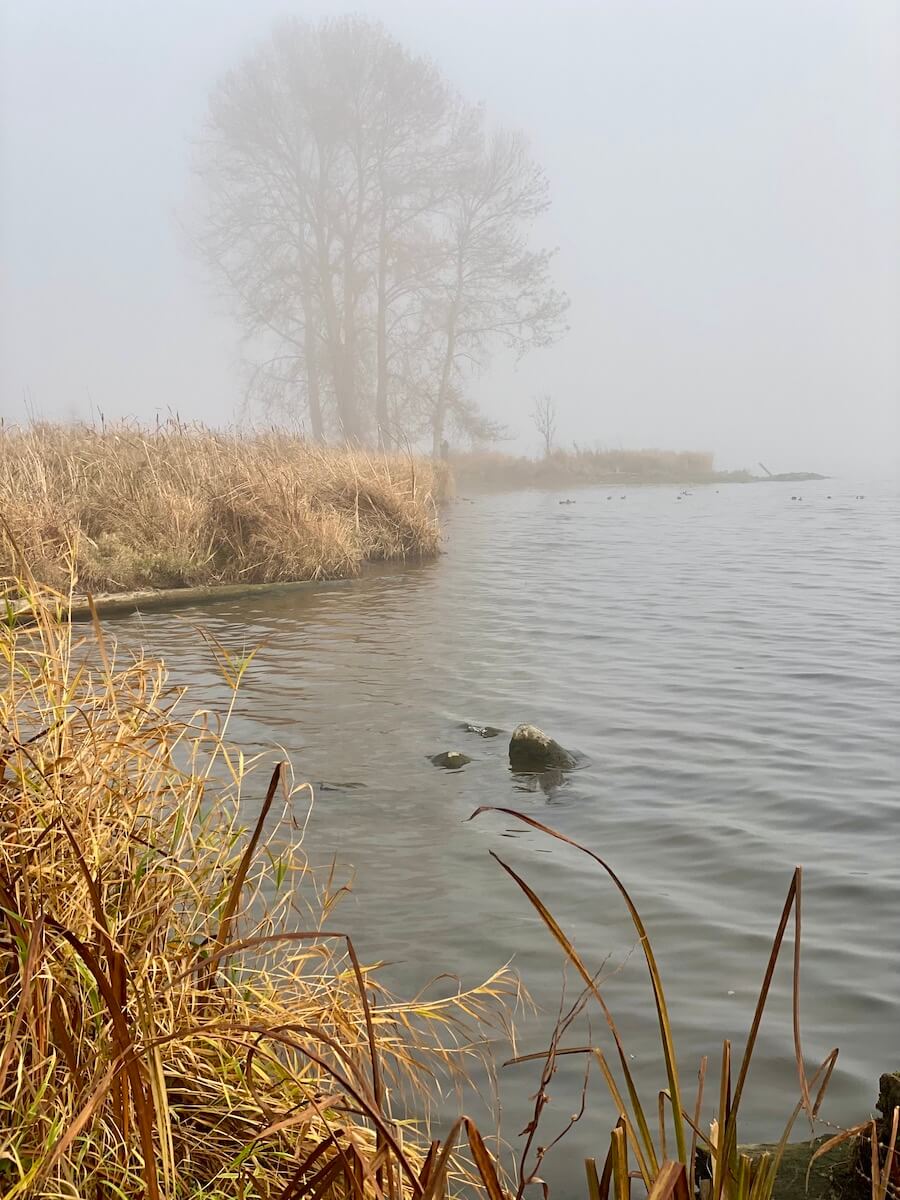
xmin=647 ymin=1162 xmax=690 ymax=1200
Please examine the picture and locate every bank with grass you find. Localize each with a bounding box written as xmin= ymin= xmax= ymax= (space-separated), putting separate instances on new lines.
xmin=0 ymin=422 xmax=446 ymax=597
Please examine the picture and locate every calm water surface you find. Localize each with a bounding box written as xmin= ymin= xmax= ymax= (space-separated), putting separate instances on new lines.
xmin=107 ymin=478 xmax=899 ymax=1191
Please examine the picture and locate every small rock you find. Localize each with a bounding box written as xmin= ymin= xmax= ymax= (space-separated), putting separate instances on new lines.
xmin=509 ymin=724 xmax=578 ymax=772
xmin=428 ymin=751 xmax=472 ymax=770
xmin=460 ymin=722 xmax=503 ymax=738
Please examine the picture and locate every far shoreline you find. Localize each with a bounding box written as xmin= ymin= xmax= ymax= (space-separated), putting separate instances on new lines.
xmin=451 ymin=465 xmax=828 ymax=494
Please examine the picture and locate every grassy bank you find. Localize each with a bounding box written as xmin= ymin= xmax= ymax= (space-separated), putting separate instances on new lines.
xmin=0 ymin=423 xmax=446 ymax=595
xmin=450 ymin=448 xmax=721 ymax=491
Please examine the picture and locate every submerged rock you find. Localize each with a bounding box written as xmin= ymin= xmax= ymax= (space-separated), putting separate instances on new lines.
xmin=460 ymin=722 xmax=504 ymax=739
xmin=508 ymin=724 xmax=577 ymax=772
xmin=428 ymin=751 xmax=472 ymax=770
xmin=878 ymin=1070 xmax=900 ymax=1120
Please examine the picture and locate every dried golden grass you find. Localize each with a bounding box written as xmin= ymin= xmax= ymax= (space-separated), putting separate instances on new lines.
xmin=0 ymin=575 xmax=511 ymax=1199
xmin=0 ymin=422 xmax=447 ymax=595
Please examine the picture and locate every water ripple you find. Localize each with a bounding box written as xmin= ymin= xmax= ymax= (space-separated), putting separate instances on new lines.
xmin=108 ymin=477 xmax=900 ymax=1187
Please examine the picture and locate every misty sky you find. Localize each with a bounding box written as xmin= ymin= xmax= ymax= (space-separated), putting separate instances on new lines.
xmin=2 ymin=0 xmax=898 ymax=473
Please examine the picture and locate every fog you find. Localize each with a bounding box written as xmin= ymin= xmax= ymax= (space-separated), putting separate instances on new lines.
xmin=2 ymin=0 xmax=898 ymax=474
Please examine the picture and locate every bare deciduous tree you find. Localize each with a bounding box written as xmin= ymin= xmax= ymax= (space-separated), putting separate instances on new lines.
xmin=194 ymin=17 xmax=568 ymax=449
xmin=532 ymin=393 xmax=556 ymax=457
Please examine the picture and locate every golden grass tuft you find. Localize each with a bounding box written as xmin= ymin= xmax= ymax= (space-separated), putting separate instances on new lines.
xmin=0 ymin=577 xmax=511 ymax=1198
xmin=0 ymin=422 xmax=448 ymax=595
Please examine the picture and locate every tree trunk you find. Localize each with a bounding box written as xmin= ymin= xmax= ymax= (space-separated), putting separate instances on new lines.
xmin=340 ymin=236 xmax=360 ymax=443
xmin=432 ymin=253 xmax=464 ymax=456
xmin=303 ymin=313 xmax=324 ymax=442
xmin=315 ymin=231 xmax=360 ymax=444
xmin=375 ymin=208 xmax=390 ymax=450
xmin=431 ymin=325 xmax=456 ymax=456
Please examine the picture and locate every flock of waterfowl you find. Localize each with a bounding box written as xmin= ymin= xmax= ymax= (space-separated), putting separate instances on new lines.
xmin=554 ymin=489 xmax=866 ymax=506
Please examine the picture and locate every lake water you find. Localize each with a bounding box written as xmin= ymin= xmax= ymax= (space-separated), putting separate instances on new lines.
xmin=105 ymin=477 xmax=899 ymax=1192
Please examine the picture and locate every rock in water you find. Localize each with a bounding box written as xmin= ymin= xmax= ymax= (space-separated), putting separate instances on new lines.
xmin=508 ymin=724 xmax=577 ymax=771
xmin=428 ymin=751 xmax=472 ymax=770
xmin=878 ymin=1072 xmax=900 ymax=1122
xmin=460 ymin=722 xmax=503 ymax=738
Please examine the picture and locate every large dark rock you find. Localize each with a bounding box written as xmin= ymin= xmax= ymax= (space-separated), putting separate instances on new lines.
xmin=848 ymin=1071 xmax=900 ymax=1200
xmin=428 ymin=751 xmax=472 ymax=770
xmin=878 ymin=1071 xmax=900 ymax=1120
xmin=508 ymin=724 xmax=577 ymax=772
xmin=741 ymin=1135 xmax=854 ymax=1200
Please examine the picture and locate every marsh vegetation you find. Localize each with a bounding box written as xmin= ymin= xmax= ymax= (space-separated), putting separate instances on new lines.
xmin=0 ymin=422 xmax=445 ymax=595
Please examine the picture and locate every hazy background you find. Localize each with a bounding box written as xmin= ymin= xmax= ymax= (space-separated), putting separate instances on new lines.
xmin=2 ymin=0 xmax=898 ymax=474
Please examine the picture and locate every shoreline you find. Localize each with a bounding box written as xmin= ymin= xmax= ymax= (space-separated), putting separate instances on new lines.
xmin=7 ymin=470 xmax=833 ymax=620
xmin=450 ymin=463 xmax=826 ymax=495
xmin=9 ymin=560 xmax=434 ymax=623
xmin=1 ymin=422 xmax=445 ymax=604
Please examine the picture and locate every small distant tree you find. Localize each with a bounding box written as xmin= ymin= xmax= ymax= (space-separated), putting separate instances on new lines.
xmin=532 ymin=393 xmax=556 ymax=457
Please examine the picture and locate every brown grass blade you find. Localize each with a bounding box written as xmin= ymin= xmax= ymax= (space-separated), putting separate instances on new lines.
xmin=247 ymin=1026 xmax=423 ymax=1194
xmin=490 ymin=850 xmax=659 ymax=1177
xmin=876 ymin=1107 xmax=899 ymax=1200
xmin=647 ymin=1161 xmax=690 ymax=1200
xmin=346 ymin=933 xmax=385 ymax=1111
xmin=731 ymin=869 xmax=799 ymax=1112
xmin=60 ymin=929 xmax=159 ymax=1200
xmin=806 ymin=1124 xmax=869 ymax=1186
xmin=790 ymin=867 xmax=812 ymax=1125
xmin=591 ymin=1049 xmax=654 ymax=1188
xmin=473 ymin=806 xmax=687 ymax=1164
xmin=0 ymin=913 xmax=45 ymax=1096
xmin=419 ymin=1119 xmax=465 ymax=1200
xmin=465 ymin=1117 xmax=508 ymax=1200
xmin=688 ymin=1056 xmax=708 ymax=1200
xmin=586 ymin=1157 xmax=607 ymax=1200
xmin=611 ymin=1125 xmax=630 ymax=1200
xmin=214 ymin=760 xmax=283 ymax=954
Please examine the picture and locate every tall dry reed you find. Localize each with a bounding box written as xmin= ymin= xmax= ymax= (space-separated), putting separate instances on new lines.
xmin=0 ymin=422 xmax=446 ymax=595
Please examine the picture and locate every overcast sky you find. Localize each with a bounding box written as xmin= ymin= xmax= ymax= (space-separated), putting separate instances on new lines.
xmin=1 ymin=0 xmax=897 ymax=472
